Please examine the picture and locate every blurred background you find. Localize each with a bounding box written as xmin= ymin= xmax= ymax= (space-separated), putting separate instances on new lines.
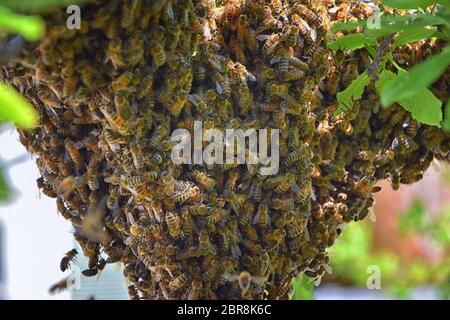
xmin=1 ymin=126 xmax=449 ymax=300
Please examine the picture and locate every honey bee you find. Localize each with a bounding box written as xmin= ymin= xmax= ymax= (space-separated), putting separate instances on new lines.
xmin=99 ymin=104 xmax=129 ymax=136
xmin=257 ymin=33 xmax=281 ymax=57
xmin=64 ymin=139 xmax=83 ymax=168
xmin=169 ymin=273 xmax=189 ymax=292
xmin=284 ymin=25 xmax=299 ymax=48
xmin=49 ymin=277 xmax=73 ymax=294
xmin=137 ymin=73 xmax=153 ymax=99
xmin=111 ymin=71 xmax=133 ymax=92
xmin=187 ymin=280 xmax=203 ymax=300
xmin=107 ymin=39 xmax=126 ymax=69
xmin=252 ymin=202 xmax=271 ymax=229
xmin=214 ymin=73 xmax=231 ymax=97
xmin=128 ymin=285 xmax=139 ymax=300
xmin=60 ymin=249 xmax=78 ymax=272
xmin=227 ymin=271 xmax=267 ymax=297
xmin=86 ymin=157 xmax=101 ymax=191
xmin=150 ymin=41 xmax=166 ymax=68
xmin=192 ymin=170 xmax=216 ymax=191
xmin=340 ymin=61 xmax=359 ymax=88
xmin=208 ymin=206 xmax=226 ymax=226
xmin=271 ymin=198 xmax=295 ymax=212
xmin=165 ymin=211 xmax=182 ymax=239
xmin=57 ymin=175 xmax=85 ymax=199
xmin=198 ymin=230 xmax=216 ymax=256
xmin=37 ymin=177 xmax=57 ymax=198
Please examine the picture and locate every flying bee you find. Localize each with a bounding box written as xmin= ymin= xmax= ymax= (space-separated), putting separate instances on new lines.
xmin=60 ymin=249 xmax=78 ymax=272
xmin=150 ymin=41 xmax=166 ymax=67
xmin=252 ymin=202 xmax=271 ymax=229
xmin=57 ymin=175 xmax=85 ymax=199
xmin=227 ymin=271 xmax=268 ymax=297
xmin=49 ymin=277 xmax=73 ymax=295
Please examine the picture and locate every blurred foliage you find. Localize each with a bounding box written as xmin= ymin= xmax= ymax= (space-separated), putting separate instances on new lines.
xmin=0 ymin=6 xmax=44 ymax=41
xmin=0 ymin=83 xmax=38 ymax=129
xmin=0 ymin=0 xmax=87 ymax=13
xmin=327 ymin=200 xmax=450 ymax=299
xmin=291 ymin=276 xmax=316 ymax=300
xmin=330 ymin=0 xmax=450 ymax=127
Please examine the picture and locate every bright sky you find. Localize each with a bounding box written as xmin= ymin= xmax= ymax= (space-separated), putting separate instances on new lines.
xmin=0 ymin=128 xmax=72 ymax=300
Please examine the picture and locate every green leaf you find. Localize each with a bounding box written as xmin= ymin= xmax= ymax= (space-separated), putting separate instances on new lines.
xmin=397 ymin=88 xmax=443 ymax=126
xmin=291 ymin=276 xmax=315 ymax=300
xmin=335 ymin=72 xmax=370 ymax=116
xmin=0 ymin=162 xmax=11 ymax=202
xmin=376 ymin=69 xmax=442 ymax=125
xmin=0 ymin=82 xmax=38 ymax=129
xmin=375 ymin=69 xmax=397 ymax=96
xmin=0 ymin=5 xmax=45 ymax=40
xmin=383 ymin=0 xmax=449 ymax=9
xmin=393 ymin=26 xmax=437 ymax=47
xmin=380 ymin=45 xmax=450 ymax=106
xmin=328 ymin=34 xmax=377 ymax=51
xmin=0 ymin=0 xmax=87 ymax=13
xmin=442 ymin=99 xmax=450 ymax=132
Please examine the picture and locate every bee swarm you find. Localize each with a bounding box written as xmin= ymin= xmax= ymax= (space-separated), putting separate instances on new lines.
xmin=1 ymin=0 xmax=449 ymax=299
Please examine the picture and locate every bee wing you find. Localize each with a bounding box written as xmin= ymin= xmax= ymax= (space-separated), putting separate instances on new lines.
xmin=126 ymin=211 xmax=136 ymax=225
xmin=256 ymin=34 xmax=270 ymax=41
xmin=215 ymin=81 xmax=224 ymax=95
xmin=328 ymin=7 xmax=339 ymax=14
xmin=166 ymin=3 xmax=174 ymax=20
xmin=291 ymin=182 xmax=300 ymax=193
xmin=246 ymin=71 xmax=257 ymax=82
xmin=251 ymin=275 xmax=268 ymax=285
xmin=225 ymin=272 xmax=239 ymax=282
xmin=304 ymin=228 xmax=310 ymax=241
xmin=231 ymin=244 xmax=242 ymax=258
xmin=368 ymin=206 xmax=376 ymax=222
xmin=251 ymin=210 xmax=261 ymax=225
xmin=187 ymin=94 xmax=199 ymax=107
xmin=269 ymin=56 xmax=280 ymax=65
xmin=324 ymin=264 xmax=333 ymax=275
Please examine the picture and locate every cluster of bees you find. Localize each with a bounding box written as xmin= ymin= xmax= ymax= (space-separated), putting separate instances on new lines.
xmin=1 ymin=0 xmax=449 ymax=299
